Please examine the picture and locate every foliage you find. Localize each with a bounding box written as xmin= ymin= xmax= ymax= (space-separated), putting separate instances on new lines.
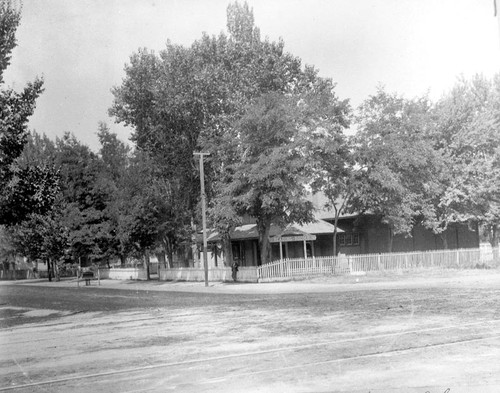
xmin=431 ymin=75 xmax=500 ymax=247
xmin=0 ymin=80 xmax=44 ymax=186
xmin=10 ymin=210 xmax=69 ymax=263
xmin=0 ymin=225 xmax=16 ymax=263
xmin=352 ymin=87 xmax=440 ymax=251
xmin=110 ymin=44 xmax=203 ymax=264
xmin=0 ymin=1 xmax=46 ymax=226
xmin=227 ymin=93 xmax=315 ymax=263
xmin=6 ymin=0 xmax=497 ymax=270
xmin=109 ymin=1 xmax=352 ymax=265
xmin=0 ymin=0 xmax=20 ymax=82
xmin=52 ymin=133 xmax=116 ymax=262
xmin=203 ymin=4 xmax=350 ymax=264
xmin=0 ymin=164 xmax=60 ymax=224
xmin=97 ymin=122 xmax=130 ymax=182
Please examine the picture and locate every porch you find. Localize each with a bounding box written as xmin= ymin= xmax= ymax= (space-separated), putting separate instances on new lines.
xmin=205 ymin=219 xmax=343 ymax=267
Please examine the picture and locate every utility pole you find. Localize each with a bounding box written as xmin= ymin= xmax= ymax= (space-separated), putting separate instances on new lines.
xmin=194 ymin=152 xmax=210 ymax=287
xmin=495 ymin=0 xmax=500 ymax=44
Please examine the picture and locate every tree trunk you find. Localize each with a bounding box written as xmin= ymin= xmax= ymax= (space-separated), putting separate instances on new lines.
xmin=388 ymin=227 xmax=394 ymax=253
xmin=156 ymin=251 xmax=167 ymax=269
xmin=490 ymin=226 xmax=499 ymax=262
xmin=54 ymin=261 xmax=60 ymax=281
xmin=257 ymin=219 xmax=272 ymax=265
xmin=439 ymin=231 xmax=449 ymax=250
xmin=47 ymin=259 xmax=52 ymax=282
xmin=333 ymin=213 xmax=340 ymax=256
xmin=165 ymin=238 xmax=174 ymax=268
xmin=144 ymin=249 xmax=151 ymax=280
xmin=120 ymin=255 xmax=126 ymax=267
xmin=222 ymin=235 xmax=233 ymax=267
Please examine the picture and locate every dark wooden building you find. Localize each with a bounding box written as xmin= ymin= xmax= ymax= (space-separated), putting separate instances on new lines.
xmin=321 ymin=213 xmax=480 ymax=255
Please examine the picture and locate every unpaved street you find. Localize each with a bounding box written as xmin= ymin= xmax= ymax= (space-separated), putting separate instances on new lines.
xmin=1 ymin=271 xmax=500 ymax=392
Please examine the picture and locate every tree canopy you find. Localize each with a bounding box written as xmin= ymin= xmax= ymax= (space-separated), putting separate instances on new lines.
xmin=431 ymin=75 xmax=500 ymax=248
xmin=0 ymin=0 xmax=45 ymax=226
xmin=351 ymin=88 xmax=441 ymax=251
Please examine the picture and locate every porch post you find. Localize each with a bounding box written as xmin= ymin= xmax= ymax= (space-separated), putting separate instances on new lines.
xmin=303 ymin=240 xmax=307 ymax=261
xmin=279 ymin=239 xmax=283 ymax=261
xmin=279 ymin=239 xmax=284 ymax=278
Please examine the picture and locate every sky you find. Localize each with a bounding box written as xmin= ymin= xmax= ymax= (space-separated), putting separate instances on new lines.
xmin=4 ymin=0 xmax=500 ymax=151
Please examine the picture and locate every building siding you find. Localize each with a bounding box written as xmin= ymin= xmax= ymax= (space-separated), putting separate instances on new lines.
xmin=332 ymin=216 xmax=479 ymax=254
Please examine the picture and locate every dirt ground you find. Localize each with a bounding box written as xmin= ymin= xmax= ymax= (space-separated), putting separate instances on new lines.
xmin=1 ymin=269 xmax=500 ymax=392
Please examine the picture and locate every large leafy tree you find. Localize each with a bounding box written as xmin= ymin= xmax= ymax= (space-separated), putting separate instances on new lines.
xmin=10 ymin=209 xmax=69 ymax=280
xmin=297 ymin=70 xmax=353 ymax=256
xmin=432 ymin=74 xmax=500 ymax=250
xmin=226 ymin=93 xmax=315 ymax=264
xmin=0 ymin=0 xmax=45 ymax=225
xmin=199 ymin=2 xmax=306 ymax=264
xmin=5 ymin=132 xmax=64 ymax=279
xmin=110 ymin=149 xmax=192 ymax=268
xmin=202 ymin=4 xmax=350 ymax=264
xmin=224 ymin=77 xmax=350 ymax=263
xmin=352 ymin=88 xmax=440 ymax=252
xmin=110 ymin=45 xmax=202 ymax=266
xmin=4 ymin=132 xmax=60 ymax=224
xmin=54 ymin=133 xmax=116 ymax=264
xmin=0 ymin=2 xmax=61 ymax=276
xmin=95 ymin=123 xmax=133 ymax=265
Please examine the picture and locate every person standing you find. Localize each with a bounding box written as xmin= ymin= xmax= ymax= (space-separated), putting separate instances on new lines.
xmin=231 ymin=261 xmax=239 ymax=282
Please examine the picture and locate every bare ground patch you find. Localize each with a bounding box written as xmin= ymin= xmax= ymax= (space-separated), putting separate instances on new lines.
xmin=1 ymin=271 xmax=500 ymax=392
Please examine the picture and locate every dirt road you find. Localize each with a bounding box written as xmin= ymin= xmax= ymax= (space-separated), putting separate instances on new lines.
xmin=1 ymin=270 xmax=500 ymax=392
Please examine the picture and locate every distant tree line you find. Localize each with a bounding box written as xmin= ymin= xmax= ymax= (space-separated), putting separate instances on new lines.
xmin=1 ymin=1 xmax=499 ymax=275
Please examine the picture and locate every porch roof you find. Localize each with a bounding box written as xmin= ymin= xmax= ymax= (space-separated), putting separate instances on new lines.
xmin=207 ymin=219 xmax=343 ymax=243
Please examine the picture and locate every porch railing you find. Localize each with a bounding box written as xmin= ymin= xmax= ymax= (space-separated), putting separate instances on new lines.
xmin=257 ymin=247 xmax=500 ymax=282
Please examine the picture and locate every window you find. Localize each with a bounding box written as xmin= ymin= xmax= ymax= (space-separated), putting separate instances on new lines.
xmin=337 ymin=232 xmax=359 ymax=246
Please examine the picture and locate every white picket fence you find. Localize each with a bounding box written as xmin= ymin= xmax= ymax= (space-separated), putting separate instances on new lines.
xmin=257 ymin=247 xmax=500 ymax=282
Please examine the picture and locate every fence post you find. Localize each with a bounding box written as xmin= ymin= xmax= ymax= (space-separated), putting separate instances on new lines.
xmin=456 ymin=249 xmax=460 ymax=267
xmin=348 ymin=257 xmax=352 ymax=274
xmin=377 ymin=254 xmax=381 ymax=271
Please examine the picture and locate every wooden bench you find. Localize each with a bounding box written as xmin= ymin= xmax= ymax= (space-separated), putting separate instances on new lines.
xmin=81 ymin=271 xmax=94 ymax=286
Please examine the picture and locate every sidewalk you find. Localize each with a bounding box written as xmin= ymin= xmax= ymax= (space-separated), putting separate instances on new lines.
xmin=2 ymin=269 xmax=500 ymax=294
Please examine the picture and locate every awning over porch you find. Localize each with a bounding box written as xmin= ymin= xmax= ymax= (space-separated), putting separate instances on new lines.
xmin=269 ymin=226 xmax=316 ymax=243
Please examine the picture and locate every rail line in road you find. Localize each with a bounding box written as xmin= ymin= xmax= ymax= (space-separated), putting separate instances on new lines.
xmin=0 ymin=299 xmax=493 ymax=347
xmin=0 ymin=301 xmax=400 ymax=345
xmin=2 ymin=320 xmax=500 ymax=392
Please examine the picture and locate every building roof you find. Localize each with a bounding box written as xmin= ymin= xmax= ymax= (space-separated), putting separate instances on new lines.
xmin=201 ymin=192 xmax=351 ymax=244
xmin=308 ymin=192 xmax=359 ymax=221
xmin=207 ymin=219 xmax=343 ymax=243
